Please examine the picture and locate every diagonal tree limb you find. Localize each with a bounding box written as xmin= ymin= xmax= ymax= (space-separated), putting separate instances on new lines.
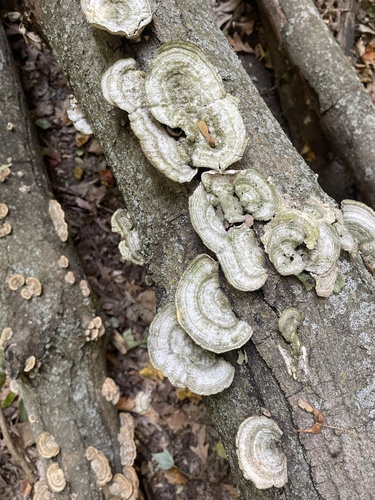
xmin=20 ymin=0 xmax=375 ymax=498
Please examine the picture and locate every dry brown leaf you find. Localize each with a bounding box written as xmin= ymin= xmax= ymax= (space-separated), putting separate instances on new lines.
xmin=222 ymin=483 xmax=240 ymax=497
xmin=175 ymin=387 xmax=202 ymax=404
xmin=197 ymin=119 xmax=217 ymax=148
xmin=75 ymin=132 xmax=90 ymax=148
xmin=297 ymin=399 xmax=315 ymax=414
xmin=227 ymin=32 xmax=254 ymax=53
xmin=163 ymin=466 xmax=188 ymax=485
xmin=190 ymin=425 xmax=209 ymax=462
xmin=139 ymin=364 xmax=164 ymax=381
xmin=166 ymin=410 xmax=187 ymax=432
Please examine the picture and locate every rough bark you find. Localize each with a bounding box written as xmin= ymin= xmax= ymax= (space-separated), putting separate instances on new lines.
xmin=0 ymin=22 xmax=121 ymax=499
xmin=257 ymin=0 xmax=375 ymax=208
xmin=21 ymin=0 xmax=375 ymax=499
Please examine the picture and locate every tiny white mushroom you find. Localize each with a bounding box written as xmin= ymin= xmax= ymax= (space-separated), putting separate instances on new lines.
xmin=64 ymin=271 xmax=76 ymax=285
xmin=236 ymin=416 xmax=288 ymax=489
xmin=25 ymin=277 xmax=42 ymax=297
xmin=49 ymin=200 xmax=68 ymax=242
xmin=79 ymin=280 xmax=91 ymax=297
xmin=148 ymin=303 xmax=235 ymax=395
xmin=86 ymin=446 xmax=113 ymax=486
xmin=0 ymin=167 xmax=11 ymax=183
xmin=57 ymin=255 xmax=69 ymax=268
xmin=8 ymin=274 xmax=25 ymax=291
xmin=24 ymin=355 xmax=37 ymax=373
xmin=0 ymin=222 xmax=12 ymax=238
xmin=37 ymin=432 xmax=60 ymax=458
xmin=0 ymin=327 xmax=13 ymax=349
xmin=0 ymin=202 xmax=9 ymax=219
xmin=175 ymin=254 xmax=253 ymax=353
xmin=46 ymin=463 xmax=66 ymax=493
xmin=102 ymin=377 xmax=120 ymax=405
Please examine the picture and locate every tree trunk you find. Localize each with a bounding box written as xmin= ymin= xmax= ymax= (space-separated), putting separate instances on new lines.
xmin=20 ymin=0 xmax=375 ymax=498
xmin=0 ymin=22 xmax=121 ymax=499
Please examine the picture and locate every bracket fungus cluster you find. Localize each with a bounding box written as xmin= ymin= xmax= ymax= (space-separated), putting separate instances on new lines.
xmin=118 ymin=413 xmax=137 ymax=467
xmin=101 ymin=42 xmax=247 ymax=182
xmin=81 ymin=0 xmax=153 ymax=41
xmin=46 ymin=463 xmax=66 ymax=493
xmin=236 ymin=416 xmax=288 ymax=490
xmin=148 ymin=303 xmax=235 ymax=395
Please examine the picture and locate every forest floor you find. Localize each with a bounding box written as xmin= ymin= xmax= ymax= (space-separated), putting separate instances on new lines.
xmin=1 ymin=0 xmax=374 ymax=498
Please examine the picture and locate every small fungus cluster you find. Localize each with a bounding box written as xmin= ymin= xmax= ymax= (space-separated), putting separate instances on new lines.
xmin=8 ymin=273 xmax=42 ymax=300
xmin=0 ymin=201 xmax=11 ymax=238
xmin=85 ymin=316 xmax=105 ymax=341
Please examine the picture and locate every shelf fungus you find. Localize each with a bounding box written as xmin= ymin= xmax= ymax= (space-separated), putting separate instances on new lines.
xmin=236 ymin=416 xmax=288 ymax=490
xmin=233 ymin=169 xmax=279 ymax=221
xmin=81 ymin=0 xmax=152 ymax=40
xmin=261 ymin=209 xmax=320 ymax=276
xmin=341 ymin=199 xmax=375 ymax=267
xmin=189 ymin=184 xmax=268 ymax=291
xmin=148 ymin=303 xmax=235 ymax=395
xmin=145 ymin=41 xmax=247 ymax=172
xmin=46 ymin=463 xmax=66 ymax=493
xmin=175 ymin=254 xmax=253 ymax=353
xmin=37 ymin=432 xmax=60 ymax=459
xmin=111 ymin=208 xmax=144 ymax=265
xmin=67 ymin=96 xmax=93 ymax=135
xmin=49 ymin=200 xmax=68 ymax=242
xmin=102 ymin=58 xmax=197 ymax=183
xmin=86 ymin=446 xmax=113 ymax=486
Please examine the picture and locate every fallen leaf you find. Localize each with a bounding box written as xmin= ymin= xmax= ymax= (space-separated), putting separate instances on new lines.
xmin=139 ymin=364 xmax=164 ymax=381
xmin=166 ymin=410 xmax=187 ymax=432
xmin=222 ymin=484 xmax=240 ymax=498
xmin=176 ymin=387 xmax=202 ymax=404
xmin=197 ymin=119 xmax=217 ymax=148
xmin=75 ymin=132 xmax=90 ymax=148
xmin=152 ymin=449 xmax=175 ymax=470
xmin=227 ymin=32 xmax=254 ymax=53
xmin=164 ymin=466 xmax=188 ymax=485
xmin=213 ymin=441 xmax=227 ymax=459
xmin=190 ymin=425 xmax=209 ymax=462
xmin=298 ymin=399 xmax=315 ymax=414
